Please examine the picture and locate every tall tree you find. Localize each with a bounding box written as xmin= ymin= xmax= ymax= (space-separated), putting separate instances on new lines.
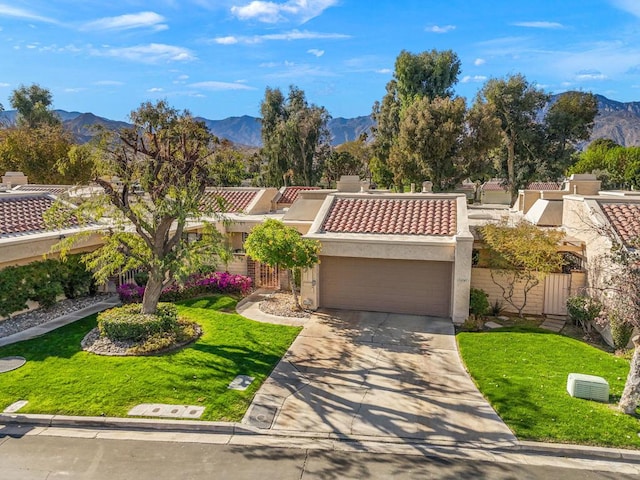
xmin=476 ymin=75 xmax=549 ymax=198
xmin=260 ymin=86 xmax=331 ymax=187
xmin=544 ymin=92 xmax=598 ymax=177
xmin=396 ymin=96 xmax=466 ymax=191
xmin=0 ymin=122 xmax=74 ymax=184
xmin=10 ymin=83 xmax=60 ymax=128
xmin=324 ymin=150 xmax=363 ymax=188
xmin=49 ymin=100 xmax=229 ymax=314
xmin=372 ymin=49 xmax=461 ymax=190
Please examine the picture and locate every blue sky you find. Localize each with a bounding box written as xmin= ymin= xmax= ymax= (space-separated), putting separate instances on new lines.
xmin=2 ymin=0 xmax=640 ymax=121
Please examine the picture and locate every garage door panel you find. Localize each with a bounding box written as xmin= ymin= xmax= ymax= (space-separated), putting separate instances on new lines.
xmin=319 ymin=256 xmax=451 ymax=317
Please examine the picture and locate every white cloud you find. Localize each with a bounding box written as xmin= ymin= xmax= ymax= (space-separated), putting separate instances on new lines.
xmin=512 ymin=21 xmax=564 ymax=29
xmin=177 ymin=74 xmax=189 ymax=80
xmin=575 ymin=71 xmax=608 ymax=81
xmin=214 ymin=36 xmax=239 ymax=45
xmin=82 ymin=12 xmax=168 ymax=32
xmin=147 ymin=87 xmax=164 ymax=92
xmin=0 ymin=82 xmax=10 ymax=87
xmin=427 ymin=25 xmax=455 ymax=34
xmin=64 ymin=88 xmax=85 ymax=93
xmin=230 ymin=0 xmax=338 ymax=24
xmin=0 ymin=4 xmax=58 ymax=24
xmin=611 ymin=0 xmax=640 ymax=18
xmin=307 ymin=48 xmax=324 ymax=57
xmin=474 ymin=58 xmax=486 ymax=66
xmin=212 ymin=29 xmax=349 ymax=44
xmin=94 ymin=80 xmax=124 ymax=86
xmin=190 ymin=81 xmax=255 ymax=90
xmin=461 ymin=75 xmax=488 ymax=83
xmin=96 ymin=43 xmax=196 ymax=63
xmin=375 ymin=68 xmax=392 ymax=74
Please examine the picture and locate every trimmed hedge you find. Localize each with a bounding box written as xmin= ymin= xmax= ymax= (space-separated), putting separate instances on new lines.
xmin=0 ymin=255 xmax=95 ymax=317
xmin=97 ymin=303 xmax=179 ymax=342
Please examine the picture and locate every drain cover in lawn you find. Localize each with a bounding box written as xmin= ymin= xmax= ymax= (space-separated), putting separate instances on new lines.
xmin=128 ymin=404 xmax=205 ymax=419
xmin=0 ymin=356 xmax=26 ymax=373
xmin=228 ymin=375 xmax=255 ymax=391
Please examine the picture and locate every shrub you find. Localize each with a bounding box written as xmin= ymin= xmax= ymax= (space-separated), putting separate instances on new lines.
xmin=98 ymin=303 xmax=179 ymax=342
xmin=460 ymin=315 xmax=484 ymax=332
xmin=116 ymin=271 xmax=253 ymax=304
xmin=469 ymin=288 xmax=490 ymax=318
xmin=566 ymin=295 xmax=601 ymax=333
xmin=489 ymin=299 xmax=504 ymax=317
xmin=609 ymin=309 xmax=634 ymax=350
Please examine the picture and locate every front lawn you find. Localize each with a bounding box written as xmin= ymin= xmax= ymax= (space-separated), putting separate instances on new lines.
xmin=0 ymin=295 xmax=301 ymax=422
xmin=457 ymin=326 xmax=640 ymax=448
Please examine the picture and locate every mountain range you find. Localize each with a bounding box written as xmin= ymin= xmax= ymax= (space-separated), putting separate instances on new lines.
xmin=2 ymin=93 xmax=640 ymax=148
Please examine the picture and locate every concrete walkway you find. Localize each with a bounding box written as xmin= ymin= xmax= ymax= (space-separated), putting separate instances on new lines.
xmin=0 ymin=295 xmax=121 ymax=348
xmin=245 ymin=308 xmax=517 ymax=448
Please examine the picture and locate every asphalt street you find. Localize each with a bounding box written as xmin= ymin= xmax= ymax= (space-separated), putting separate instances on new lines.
xmin=1 ymin=430 xmax=638 ymax=480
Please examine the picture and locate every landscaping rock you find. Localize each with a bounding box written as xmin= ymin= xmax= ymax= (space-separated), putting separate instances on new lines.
xmin=484 ymin=321 xmax=503 ymax=329
xmin=259 ymin=291 xmax=311 ymax=319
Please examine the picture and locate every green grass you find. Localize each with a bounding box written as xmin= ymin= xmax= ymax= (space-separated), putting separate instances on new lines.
xmin=457 ymin=326 xmax=640 ymax=448
xmin=0 ymin=295 xmax=301 ymax=421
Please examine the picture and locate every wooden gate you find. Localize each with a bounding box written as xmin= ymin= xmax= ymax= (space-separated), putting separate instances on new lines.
xmin=543 ymin=273 xmax=571 ymax=316
xmin=247 ymin=259 xmax=280 ymax=288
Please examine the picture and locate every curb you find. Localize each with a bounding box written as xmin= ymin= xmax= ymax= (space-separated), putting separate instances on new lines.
xmin=2 ymin=413 xmax=640 ymax=462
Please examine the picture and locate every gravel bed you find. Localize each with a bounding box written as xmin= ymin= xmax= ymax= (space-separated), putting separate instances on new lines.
xmin=259 ymin=291 xmax=311 ymax=319
xmin=0 ymin=294 xmax=114 ymax=339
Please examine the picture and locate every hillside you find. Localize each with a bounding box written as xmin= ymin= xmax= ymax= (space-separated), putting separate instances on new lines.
xmin=2 ymin=93 xmax=640 ymax=147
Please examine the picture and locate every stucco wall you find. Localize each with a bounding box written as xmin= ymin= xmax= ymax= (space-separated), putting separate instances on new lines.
xmin=471 ymin=267 xmax=545 ymax=316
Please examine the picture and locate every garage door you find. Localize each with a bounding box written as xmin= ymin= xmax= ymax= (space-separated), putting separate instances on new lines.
xmin=319 ymin=256 xmax=452 ymax=317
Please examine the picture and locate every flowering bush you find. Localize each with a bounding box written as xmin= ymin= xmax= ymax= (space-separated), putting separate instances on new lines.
xmin=117 ymin=272 xmax=252 ymax=304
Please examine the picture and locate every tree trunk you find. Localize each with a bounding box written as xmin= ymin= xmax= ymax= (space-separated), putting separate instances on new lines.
xmin=289 ymin=269 xmax=300 ymax=310
xmin=507 ymin=138 xmax=516 ymax=202
xmin=619 ymin=335 xmax=640 ymax=415
xmin=141 ymin=273 xmax=164 ymax=314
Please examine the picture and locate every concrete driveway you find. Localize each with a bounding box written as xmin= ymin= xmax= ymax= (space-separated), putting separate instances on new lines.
xmin=245 ymin=310 xmax=517 ymax=448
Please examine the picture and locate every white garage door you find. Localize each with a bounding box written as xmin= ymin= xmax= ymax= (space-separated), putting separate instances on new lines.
xmin=319 ymin=256 xmax=452 ymax=317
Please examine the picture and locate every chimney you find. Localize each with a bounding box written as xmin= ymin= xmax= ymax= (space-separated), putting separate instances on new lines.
xmin=2 ymin=171 xmax=28 ymax=187
xmin=422 ymin=181 xmax=433 ymax=193
xmin=336 ymin=175 xmax=362 ymax=192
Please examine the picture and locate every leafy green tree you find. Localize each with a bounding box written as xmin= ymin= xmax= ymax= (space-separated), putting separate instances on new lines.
xmin=544 ymin=92 xmax=598 ymax=177
xmin=244 ymin=219 xmax=320 ymax=308
xmin=10 ymin=83 xmax=60 ymax=128
xmin=480 ymin=219 xmax=564 ymax=317
xmin=397 ymin=96 xmax=466 ymax=191
xmin=0 ymin=123 xmax=74 ymax=184
xmin=335 ymin=136 xmax=372 ymax=180
xmin=207 ymin=143 xmax=247 ymax=186
xmin=260 ymin=86 xmax=331 ymax=187
xmin=48 ymin=100 xmax=230 ymax=314
xmin=372 ymin=49 xmax=461 ymax=190
xmin=324 ymin=151 xmax=363 ymax=187
xmin=476 ymin=74 xmax=549 ymax=198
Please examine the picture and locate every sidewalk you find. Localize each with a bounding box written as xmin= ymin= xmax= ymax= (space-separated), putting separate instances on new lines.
xmin=0 ymin=295 xmax=121 ymax=348
xmin=1 ymin=291 xmax=639 ymax=469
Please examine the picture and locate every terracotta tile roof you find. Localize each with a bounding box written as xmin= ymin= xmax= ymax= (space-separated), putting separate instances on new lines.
xmin=481 ymin=180 xmax=508 ymax=191
xmin=321 ymin=197 xmax=457 ymax=235
xmin=279 ymin=186 xmax=321 ymax=204
xmin=200 ymin=189 xmax=259 ymax=213
xmin=0 ymin=194 xmax=78 ymax=237
xmin=599 ymin=202 xmax=640 ymax=247
xmin=527 ymin=182 xmax=561 ymax=191
xmin=12 ymin=184 xmax=74 ymax=195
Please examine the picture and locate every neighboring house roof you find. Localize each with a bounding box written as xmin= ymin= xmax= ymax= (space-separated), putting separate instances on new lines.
xmin=279 ymin=186 xmax=321 ymax=204
xmin=12 ymin=184 xmax=74 ymax=195
xmin=526 ymin=182 xmax=562 ymax=191
xmin=0 ymin=194 xmax=78 ymax=237
xmin=321 ymin=197 xmax=457 ymax=235
xmin=481 ymin=180 xmax=508 ymax=192
xmin=200 ymin=188 xmax=259 ymax=213
xmin=599 ymin=201 xmax=640 ymax=247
